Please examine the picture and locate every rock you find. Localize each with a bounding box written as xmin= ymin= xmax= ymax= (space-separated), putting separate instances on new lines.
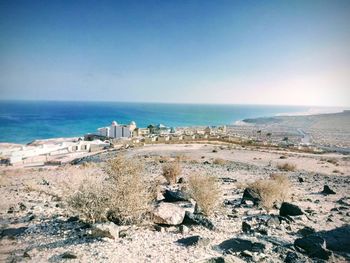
xmin=266 ymin=216 xmax=280 ymax=227
xmin=154 ymin=225 xmax=165 ymax=233
xmin=19 ymin=202 xmax=26 ymax=211
xmin=153 ymin=202 xmax=185 ymax=225
xmin=91 ymin=222 xmax=119 ymax=240
xmin=284 ymin=252 xmax=304 ymax=263
xmin=41 ymin=179 xmax=49 ymax=185
xmin=0 ymin=227 xmax=28 ymax=238
xmin=298 ymin=177 xmax=304 ymax=183
xmin=241 ymin=188 xmax=261 ymax=206
xmin=7 ymin=207 xmax=14 ymax=214
xmin=219 ymin=177 xmax=237 ymax=183
xmin=176 ymin=235 xmax=210 ymax=247
xmin=23 ymin=252 xmax=31 ymax=259
xmin=183 ymin=211 xmax=215 ymax=230
xmin=294 ymin=235 xmax=331 ymax=260
xmin=118 ymin=229 xmax=129 ymax=238
xmin=319 ymin=225 xmax=350 ymax=253
xmin=179 ymin=225 xmax=189 ymax=235
xmin=242 ymin=221 xmax=252 ymax=233
xmin=321 ymin=185 xmax=336 ymax=195
xmin=66 ymin=216 xmax=79 ymax=222
xmin=163 ymin=189 xmax=189 ymax=202
xmin=177 ymin=177 xmax=185 ymax=184
xmin=205 ymin=257 xmax=225 ymax=263
xmin=279 ymin=202 xmax=303 ymax=216
xmin=297 ymin=226 xmax=316 ymax=237
xmin=216 ymin=238 xmax=265 ymax=254
xmin=61 ymin=252 xmax=78 ymax=259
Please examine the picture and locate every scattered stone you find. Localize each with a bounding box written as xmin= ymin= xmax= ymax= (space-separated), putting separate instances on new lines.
xmin=266 ymin=215 xmax=280 ymax=227
xmin=19 ymin=202 xmax=26 ymax=211
xmin=183 ymin=211 xmax=215 ymax=230
xmin=61 ymin=252 xmax=78 ymax=259
xmin=0 ymin=227 xmax=28 ymax=238
xmin=219 ymin=177 xmax=237 ymax=183
xmin=7 ymin=207 xmax=14 ymax=214
xmin=41 ymin=179 xmax=49 ymax=185
xmin=66 ymin=216 xmax=79 ymax=222
xmin=154 ymin=225 xmax=165 ymax=233
xmin=163 ymin=189 xmax=189 ymax=202
xmin=284 ymin=252 xmax=304 ymax=263
xmin=205 ymin=257 xmax=225 ymax=263
xmin=297 ymin=226 xmax=316 ymax=237
xmin=294 ymin=235 xmax=331 ymax=260
xmin=91 ymin=222 xmax=119 ymax=240
xmin=215 ymin=238 xmax=265 ymax=254
xmin=153 ymin=202 xmax=185 ymax=225
xmin=118 ymin=229 xmax=129 ymax=238
xmin=279 ymin=202 xmax=303 ymax=216
xmin=23 ymin=252 xmax=31 ymax=259
xmin=240 ymin=250 xmax=253 ymax=258
xmin=242 ymin=221 xmax=252 ymax=233
xmin=241 ymin=188 xmax=261 ymax=206
xmin=321 ymin=185 xmax=336 ymax=195
xmin=177 ymin=177 xmax=185 ymax=184
xmin=176 ymin=235 xmax=210 ymax=247
xmin=298 ymin=177 xmax=304 ymax=183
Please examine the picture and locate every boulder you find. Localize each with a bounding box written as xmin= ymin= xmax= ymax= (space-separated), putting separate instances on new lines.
xmin=183 ymin=211 xmax=215 ymax=230
xmin=0 ymin=227 xmax=28 ymax=238
xmin=215 ymin=238 xmax=265 ymax=254
xmin=279 ymin=202 xmax=303 ymax=216
xmin=321 ymin=185 xmax=336 ymax=195
xmin=163 ymin=189 xmax=189 ymax=202
xmin=294 ymin=235 xmax=331 ymax=260
xmin=177 ymin=235 xmax=210 ymax=247
xmin=153 ymin=202 xmax=185 ymax=225
xmin=91 ymin=222 xmax=119 ymax=240
xmin=319 ymin=225 xmax=350 ymax=253
xmin=297 ymin=226 xmax=316 ymax=237
xmin=241 ymin=188 xmax=261 ymax=206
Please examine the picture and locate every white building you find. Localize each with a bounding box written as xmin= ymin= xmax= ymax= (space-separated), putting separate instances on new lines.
xmin=98 ymin=121 xmax=137 ymax=139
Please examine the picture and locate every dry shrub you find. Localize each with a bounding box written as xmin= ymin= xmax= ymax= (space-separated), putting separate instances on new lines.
xmin=213 ymin=158 xmax=226 ymax=165
xmin=187 ymin=174 xmax=221 ymax=216
xmin=162 ymin=161 xmax=181 ymax=184
xmin=277 ymin=162 xmax=296 ymax=171
xmin=67 ymin=156 xmax=152 ymax=224
xmin=248 ymin=174 xmax=291 ymax=212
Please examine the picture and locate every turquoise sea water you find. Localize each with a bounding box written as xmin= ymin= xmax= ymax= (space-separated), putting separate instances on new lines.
xmin=0 ymin=101 xmax=310 ymax=143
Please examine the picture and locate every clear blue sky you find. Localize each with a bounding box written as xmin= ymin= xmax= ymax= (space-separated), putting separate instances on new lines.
xmin=1 ymin=0 xmax=349 ymax=106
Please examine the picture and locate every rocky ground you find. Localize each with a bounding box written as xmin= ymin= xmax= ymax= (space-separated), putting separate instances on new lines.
xmin=0 ymin=143 xmax=349 ymax=262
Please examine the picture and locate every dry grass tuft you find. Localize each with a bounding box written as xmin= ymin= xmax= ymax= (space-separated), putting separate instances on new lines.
xmin=248 ymin=174 xmax=291 ymax=212
xmin=67 ymin=156 xmax=152 ymax=224
xmin=213 ymin=158 xmax=226 ymax=165
xmin=187 ymin=174 xmax=221 ymax=216
xmin=162 ymin=161 xmax=181 ymax=184
xmin=277 ymin=162 xmax=296 ymax=171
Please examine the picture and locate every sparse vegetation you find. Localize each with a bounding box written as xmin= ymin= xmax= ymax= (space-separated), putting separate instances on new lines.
xmin=277 ymin=162 xmax=296 ymax=171
xmin=213 ymin=158 xmax=226 ymax=165
xmin=248 ymin=174 xmax=291 ymax=212
xmin=67 ymin=156 xmax=152 ymax=224
xmin=162 ymin=161 xmax=181 ymax=184
xmin=187 ymin=174 xmax=221 ymax=216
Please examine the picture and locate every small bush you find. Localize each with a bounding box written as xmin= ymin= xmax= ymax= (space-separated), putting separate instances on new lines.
xmin=187 ymin=174 xmax=221 ymax=216
xmin=248 ymin=174 xmax=291 ymax=212
xmin=277 ymin=162 xmax=296 ymax=171
xmin=67 ymin=156 xmax=152 ymax=225
xmin=162 ymin=161 xmax=181 ymax=184
xmin=213 ymin=158 xmax=226 ymax=165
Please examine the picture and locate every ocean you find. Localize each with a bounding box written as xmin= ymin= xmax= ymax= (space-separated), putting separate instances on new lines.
xmin=0 ymin=100 xmax=313 ymax=143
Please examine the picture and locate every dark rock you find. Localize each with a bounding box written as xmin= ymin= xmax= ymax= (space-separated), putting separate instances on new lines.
xmin=279 ymin=202 xmax=303 ymax=216
xmin=297 ymin=226 xmax=316 ymax=237
xmin=242 ymin=221 xmax=252 ymax=233
xmin=284 ymin=252 xmax=304 ymax=263
xmin=336 ymin=198 xmax=350 ymax=206
xmin=205 ymin=257 xmax=225 ymax=263
xmin=215 ymin=238 xmax=265 ymax=254
xmin=66 ymin=216 xmax=79 ymax=222
xmin=61 ymin=252 xmax=78 ymax=259
xmin=203 ymin=161 xmax=210 ymax=165
xmin=163 ymin=190 xmax=189 ymax=202
xmin=118 ymin=229 xmax=129 ymax=238
xmin=319 ymin=225 xmax=350 ymax=253
xmin=177 ymin=177 xmax=185 ymax=184
xmin=41 ymin=179 xmax=49 ymax=185
xmin=23 ymin=252 xmax=31 ymax=259
xmin=19 ymin=202 xmax=26 ymax=211
xmin=298 ymin=177 xmax=304 ymax=183
xmin=219 ymin=177 xmax=237 ymax=183
xmin=7 ymin=207 xmax=14 ymax=214
xmin=241 ymin=188 xmax=261 ymax=206
xmin=177 ymin=235 xmax=210 ymax=247
xmin=321 ymin=185 xmax=336 ymax=195
xmin=0 ymin=227 xmax=28 ymax=238
xmin=183 ymin=211 xmax=215 ymax=230
xmin=294 ymin=235 xmax=331 ymax=260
